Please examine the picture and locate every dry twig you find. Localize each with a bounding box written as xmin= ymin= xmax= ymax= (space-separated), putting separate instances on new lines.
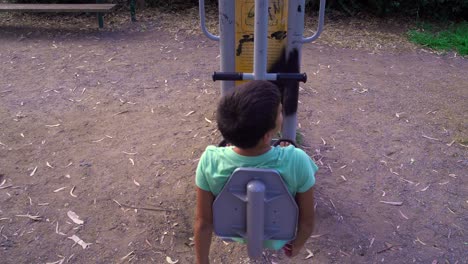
xmin=422 ymin=135 xmax=441 ymax=141
xmin=121 ymin=251 xmax=135 ymax=261
xmin=70 ymin=186 xmax=77 ymax=197
xmin=16 ymin=214 xmax=42 ymax=221
xmin=399 ymin=210 xmax=409 ymax=220
xmin=30 ymin=166 xmax=38 ymax=176
xmin=114 ymin=200 xmax=177 ymax=212
xmin=379 ymin=201 xmax=403 ymax=206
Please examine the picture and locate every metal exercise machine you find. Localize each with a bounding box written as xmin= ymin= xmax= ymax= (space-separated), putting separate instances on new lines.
xmin=200 ymin=0 xmax=325 ymax=141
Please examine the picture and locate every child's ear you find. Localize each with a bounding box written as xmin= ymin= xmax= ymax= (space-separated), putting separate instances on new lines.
xmin=263 ymin=129 xmax=274 ymax=144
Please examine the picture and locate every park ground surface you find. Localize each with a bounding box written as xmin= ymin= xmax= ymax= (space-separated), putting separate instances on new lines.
xmin=0 ymin=8 xmax=467 ymax=264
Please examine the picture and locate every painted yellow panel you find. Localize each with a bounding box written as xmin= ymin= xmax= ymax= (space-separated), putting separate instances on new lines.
xmin=235 ymin=0 xmax=288 ymax=80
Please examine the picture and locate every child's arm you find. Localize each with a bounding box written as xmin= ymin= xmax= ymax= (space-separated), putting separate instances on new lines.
xmin=194 ymin=187 xmax=215 ymax=264
xmin=286 ymin=187 xmax=315 ymax=257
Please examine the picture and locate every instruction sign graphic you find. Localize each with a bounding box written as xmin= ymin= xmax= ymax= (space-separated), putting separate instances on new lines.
xmin=235 ymin=0 xmax=289 ymax=75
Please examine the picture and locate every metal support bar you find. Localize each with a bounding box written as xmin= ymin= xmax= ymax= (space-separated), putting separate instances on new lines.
xmin=96 ymin=0 xmax=103 ymax=28
xmin=199 ymin=0 xmax=219 ymax=41
xmin=253 ymin=0 xmax=268 ymax=80
xmin=282 ymin=115 xmax=296 ymax=141
xmin=246 ymin=180 xmax=265 ymax=259
xmin=301 ymin=0 xmax=326 ymax=43
xmin=130 ymin=0 xmax=136 ymax=22
xmin=219 ymin=0 xmax=235 ymax=96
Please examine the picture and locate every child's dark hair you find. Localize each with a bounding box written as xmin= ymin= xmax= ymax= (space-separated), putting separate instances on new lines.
xmin=217 ymin=80 xmax=281 ymax=149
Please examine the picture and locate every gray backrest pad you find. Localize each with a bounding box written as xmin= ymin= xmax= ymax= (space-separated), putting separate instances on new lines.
xmin=213 ymin=168 xmax=298 ymax=241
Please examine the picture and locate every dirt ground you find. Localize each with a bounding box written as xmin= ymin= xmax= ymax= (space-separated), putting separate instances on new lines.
xmin=0 ymin=8 xmax=467 ymax=264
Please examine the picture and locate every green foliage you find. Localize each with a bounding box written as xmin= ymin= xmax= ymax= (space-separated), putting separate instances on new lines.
xmin=306 ymin=0 xmax=468 ymax=20
xmin=408 ymin=21 xmax=468 ymax=55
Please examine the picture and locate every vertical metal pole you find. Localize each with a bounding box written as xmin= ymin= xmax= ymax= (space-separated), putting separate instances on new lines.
xmin=130 ymin=0 xmax=137 ymax=22
xmin=287 ymin=0 xmax=305 ymax=48
xmin=282 ymin=112 xmax=297 ymax=141
xmin=97 ymin=0 xmax=104 ymax=28
xmin=219 ymin=0 xmax=236 ymax=96
xmin=282 ymin=0 xmax=305 ymax=141
xmin=246 ymin=180 xmax=265 ymax=259
xmin=253 ymin=0 xmax=269 ymax=80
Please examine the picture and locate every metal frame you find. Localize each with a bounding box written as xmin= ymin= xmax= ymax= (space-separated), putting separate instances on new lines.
xmin=199 ymin=0 xmax=326 ymax=140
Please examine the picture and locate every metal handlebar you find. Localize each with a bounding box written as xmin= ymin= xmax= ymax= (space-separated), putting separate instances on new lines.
xmin=213 ymin=72 xmax=244 ymax=81
xmin=213 ymin=72 xmax=307 ymax=83
xmin=301 ymin=0 xmax=326 ymax=43
xmin=199 ymin=0 xmax=219 ymax=41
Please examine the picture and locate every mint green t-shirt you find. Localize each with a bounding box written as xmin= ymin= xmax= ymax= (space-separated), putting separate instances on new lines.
xmin=195 ymin=145 xmax=318 ymax=250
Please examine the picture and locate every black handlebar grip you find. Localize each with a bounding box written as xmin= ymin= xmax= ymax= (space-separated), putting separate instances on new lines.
xmin=212 ymin=72 xmax=243 ymax=81
xmin=212 ymin=72 xmax=307 ymax=82
xmin=276 ymin=73 xmax=308 ymax=83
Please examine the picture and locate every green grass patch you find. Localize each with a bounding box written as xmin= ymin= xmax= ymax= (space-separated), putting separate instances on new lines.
xmin=454 ymin=136 xmax=468 ymax=145
xmin=295 ymin=131 xmax=304 ymax=146
xmin=408 ymin=21 xmax=468 ymax=56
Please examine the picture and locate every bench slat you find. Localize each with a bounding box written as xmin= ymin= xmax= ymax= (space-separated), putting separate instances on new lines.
xmin=0 ymin=4 xmax=116 ymax=13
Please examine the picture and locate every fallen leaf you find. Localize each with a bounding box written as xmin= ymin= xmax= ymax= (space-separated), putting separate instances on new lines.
xmin=67 ymin=211 xmax=84 ymax=225
xmin=68 ymin=235 xmax=91 ymax=249
xmin=379 ymin=201 xmax=403 ymax=206
xmin=53 ymin=187 xmax=67 ymax=193
xmin=70 ymin=186 xmax=77 ymax=197
xmin=46 ymin=258 xmax=64 ymax=264
xmin=395 ymin=112 xmax=405 ymax=118
xmin=184 ymin=111 xmax=195 ymax=116
xmin=419 ymin=185 xmax=430 ymax=192
xmin=399 ymin=210 xmax=409 ymax=220
xmin=133 ymin=179 xmax=140 ymax=187
xmin=30 ymin=166 xmax=38 ymax=176
xmin=166 ymin=256 xmax=179 ymax=264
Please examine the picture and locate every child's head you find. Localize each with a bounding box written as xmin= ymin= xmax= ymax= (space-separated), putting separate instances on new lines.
xmin=217 ymin=80 xmax=282 ymax=149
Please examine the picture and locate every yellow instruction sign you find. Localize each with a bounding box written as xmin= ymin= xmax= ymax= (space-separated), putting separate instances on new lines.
xmin=235 ymin=0 xmax=288 ymax=76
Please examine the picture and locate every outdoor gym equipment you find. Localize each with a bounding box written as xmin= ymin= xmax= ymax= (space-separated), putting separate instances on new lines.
xmin=199 ymin=0 xmax=325 ymax=259
xmin=200 ymin=0 xmax=325 ymax=141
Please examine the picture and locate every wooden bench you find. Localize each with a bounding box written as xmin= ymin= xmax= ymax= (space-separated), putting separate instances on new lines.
xmin=0 ymin=3 xmax=116 ymax=28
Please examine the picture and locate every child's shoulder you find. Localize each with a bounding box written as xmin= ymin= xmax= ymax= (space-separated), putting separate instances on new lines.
xmin=275 ymin=145 xmax=313 ymax=165
xmin=275 ymin=145 xmax=308 ymax=156
xmin=201 ymin=145 xmax=231 ymax=158
xmin=204 ymin=145 xmax=227 ymax=152
xmin=204 ymin=145 xmax=218 ymax=152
